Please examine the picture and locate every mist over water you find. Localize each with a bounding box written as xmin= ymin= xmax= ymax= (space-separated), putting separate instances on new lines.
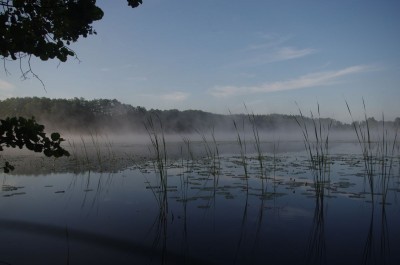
xmin=1 ymin=99 xmax=399 ymax=265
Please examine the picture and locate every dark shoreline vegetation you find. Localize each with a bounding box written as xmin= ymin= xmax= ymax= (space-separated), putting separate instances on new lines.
xmin=1 ymin=97 xmax=399 ymax=135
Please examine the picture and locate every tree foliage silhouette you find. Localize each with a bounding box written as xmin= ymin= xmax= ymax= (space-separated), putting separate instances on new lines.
xmin=0 ymin=1 xmax=143 ymax=172
xmin=0 ymin=117 xmax=70 ymax=172
xmin=1 ymin=0 xmax=142 ymax=63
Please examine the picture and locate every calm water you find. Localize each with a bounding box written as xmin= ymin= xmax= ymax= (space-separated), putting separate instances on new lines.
xmin=1 ymin=142 xmax=399 ymax=265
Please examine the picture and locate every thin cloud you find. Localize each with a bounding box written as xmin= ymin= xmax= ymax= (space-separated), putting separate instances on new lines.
xmin=126 ymin=76 xmax=148 ymax=81
xmin=209 ymin=65 xmax=376 ymax=98
xmin=247 ymin=33 xmax=292 ymax=50
xmin=270 ymin=47 xmax=317 ymax=62
xmin=139 ymin=91 xmax=189 ymax=102
xmin=227 ymin=46 xmax=317 ymax=68
xmin=0 ymin=79 xmax=14 ymax=91
xmin=242 ymin=33 xmax=316 ymax=65
xmin=161 ymin=91 xmax=188 ymax=102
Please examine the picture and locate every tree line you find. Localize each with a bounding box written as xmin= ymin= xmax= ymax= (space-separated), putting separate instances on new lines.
xmin=1 ymin=97 xmax=398 ymax=134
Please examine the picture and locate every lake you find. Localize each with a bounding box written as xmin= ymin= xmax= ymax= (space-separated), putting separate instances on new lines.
xmin=0 ymin=140 xmax=399 ymax=265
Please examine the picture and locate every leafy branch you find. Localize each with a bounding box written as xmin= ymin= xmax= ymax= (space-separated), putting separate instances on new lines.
xmin=0 ymin=116 xmax=70 ymax=172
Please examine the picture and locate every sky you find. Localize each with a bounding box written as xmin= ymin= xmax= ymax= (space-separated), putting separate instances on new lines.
xmin=1 ymin=0 xmax=399 ymax=122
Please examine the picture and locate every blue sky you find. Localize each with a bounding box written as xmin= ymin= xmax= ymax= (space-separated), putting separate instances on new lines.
xmin=1 ymin=0 xmax=399 ymax=122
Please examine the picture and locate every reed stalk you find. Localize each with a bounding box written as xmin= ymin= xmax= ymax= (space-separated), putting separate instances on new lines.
xmin=90 ymin=132 xmax=103 ymax=170
xmin=246 ymin=107 xmax=265 ymax=179
xmin=295 ymin=103 xmax=332 ymax=200
xmin=197 ymin=128 xmax=220 ymax=178
xmin=80 ymin=136 xmax=90 ymax=165
xmin=346 ymin=99 xmax=398 ymax=205
xmin=231 ymin=113 xmax=249 ymax=193
xmin=144 ymin=114 xmax=168 ymax=211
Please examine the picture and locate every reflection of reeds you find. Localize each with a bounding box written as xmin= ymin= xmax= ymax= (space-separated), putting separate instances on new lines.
xmin=306 ymin=195 xmax=326 ymax=265
xmin=362 ymin=206 xmax=390 ymax=265
xmin=177 ymin=151 xmax=190 ymax=264
xmin=233 ymin=180 xmax=249 ymax=265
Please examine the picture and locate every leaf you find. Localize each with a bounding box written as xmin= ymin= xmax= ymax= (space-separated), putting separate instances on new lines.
xmin=51 ymin=132 xmax=60 ymax=141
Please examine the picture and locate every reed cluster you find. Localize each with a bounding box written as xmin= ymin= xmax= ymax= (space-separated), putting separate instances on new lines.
xmin=295 ymin=103 xmax=332 ymax=199
xmin=144 ymin=115 xmax=168 ymax=211
xmin=346 ymin=99 xmax=398 ymax=204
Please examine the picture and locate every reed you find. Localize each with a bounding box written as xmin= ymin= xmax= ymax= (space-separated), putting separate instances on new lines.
xmin=144 ymin=114 xmax=168 ymax=211
xmin=89 ymin=132 xmax=103 ymax=170
xmin=67 ymin=139 xmax=79 ymax=165
xmin=80 ymin=136 xmax=90 ymax=165
xmin=197 ymin=128 xmax=220 ymax=178
xmin=295 ymin=103 xmax=332 ymax=200
xmin=346 ymin=99 xmax=398 ymax=204
xmin=103 ymin=134 xmax=116 ymax=161
xmin=246 ymin=107 xmax=265 ymax=179
xmin=231 ymin=113 xmax=249 ymax=193
xmin=377 ymin=115 xmax=398 ymax=205
xmin=272 ymin=141 xmax=279 ymax=192
xmin=182 ymin=137 xmax=194 ymax=163
xmin=346 ymin=99 xmax=374 ymax=178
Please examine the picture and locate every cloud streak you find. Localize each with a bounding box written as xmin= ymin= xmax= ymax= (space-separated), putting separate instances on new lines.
xmin=161 ymin=91 xmax=188 ymax=101
xmin=209 ymin=65 xmax=376 ymax=97
xmin=228 ymin=46 xmax=317 ymax=68
xmin=247 ymin=34 xmax=292 ymax=50
xmin=0 ymin=79 xmax=14 ymax=91
xmin=270 ymin=47 xmax=317 ymax=62
xmin=139 ymin=91 xmax=189 ymax=102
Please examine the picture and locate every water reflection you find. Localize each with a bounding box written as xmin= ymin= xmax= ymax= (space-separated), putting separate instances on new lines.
xmin=306 ymin=194 xmax=327 ymax=265
xmin=1 ymin=145 xmax=399 ymax=265
xmin=362 ymin=205 xmax=390 ymax=265
xmin=0 ymin=219 xmax=215 ymax=265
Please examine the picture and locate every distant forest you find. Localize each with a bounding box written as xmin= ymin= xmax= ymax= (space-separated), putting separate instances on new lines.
xmin=1 ymin=97 xmax=399 ymax=134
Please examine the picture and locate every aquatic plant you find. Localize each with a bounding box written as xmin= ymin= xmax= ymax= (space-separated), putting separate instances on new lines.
xmin=295 ymin=103 xmax=332 ymax=199
xmin=67 ymin=139 xmax=79 ymax=165
xmin=197 ymin=128 xmax=220 ymax=178
xmin=246 ymin=107 xmax=265 ymax=179
xmin=232 ymin=113 xmax=249 ymax=193
xmin=89 ymin=132 xmax=103 ymax=170
xmin=182 ymin=136 xmax=195 ymax=166
xmin=144 ymin=114 xmax=168 ymax=212
xmin=346 ymin=99 xmax=398 ymax=204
